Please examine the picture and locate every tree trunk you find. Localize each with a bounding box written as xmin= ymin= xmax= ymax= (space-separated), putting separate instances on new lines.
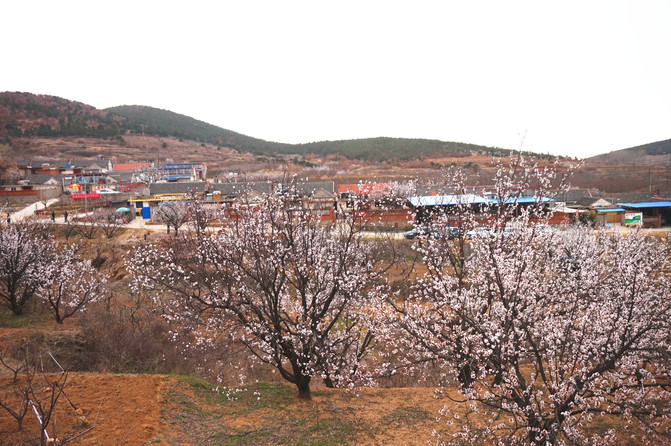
xmin=527 ymin=417 xmax=560 ymax=445
xmin=296 ymin=377 xmax=312 ymax=400
xmin=457 ymin=362 xmax=476 ymax=389
xmin=11 ymin=301 xmax=23 ymax=316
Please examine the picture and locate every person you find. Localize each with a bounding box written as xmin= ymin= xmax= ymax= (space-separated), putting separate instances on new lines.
xmin=64 ymin=211 xmax=68 ymax=222
xmin=51 ymin=211 xmax=55 ymax=222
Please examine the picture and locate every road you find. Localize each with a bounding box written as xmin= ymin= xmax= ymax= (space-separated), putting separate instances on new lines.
xmin=6 ymin=199 xmax=60 ymax=223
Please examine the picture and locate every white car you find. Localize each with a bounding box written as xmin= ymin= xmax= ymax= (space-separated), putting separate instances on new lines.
xmin=465 ymin=227 xmax=493 ymax=239
xmin=97 ymin=188 xmax=117 ymax=194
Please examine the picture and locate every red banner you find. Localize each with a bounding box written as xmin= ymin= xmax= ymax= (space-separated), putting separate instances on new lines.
xmin=70 ymin=193 xmax=101 ymax=199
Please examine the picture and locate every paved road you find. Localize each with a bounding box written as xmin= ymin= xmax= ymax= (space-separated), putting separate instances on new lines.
xmin=7 ymin=199 xmax=60 ymax=223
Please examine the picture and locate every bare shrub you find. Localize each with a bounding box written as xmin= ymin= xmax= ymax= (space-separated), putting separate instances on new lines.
xmin=75 ymin=291 xmax=196 ymax=375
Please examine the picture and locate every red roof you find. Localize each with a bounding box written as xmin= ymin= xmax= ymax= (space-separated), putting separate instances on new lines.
xmin=113 ymin=163 xmax=153 ymax=172
xmin=338 ymin=183 xmax=395 ymax=195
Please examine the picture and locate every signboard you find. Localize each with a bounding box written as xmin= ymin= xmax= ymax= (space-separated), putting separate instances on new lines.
xmin=71 ymin=193 xmax=101 ymax=199
xmin=624 ymin=212 xmax=642 ymax=226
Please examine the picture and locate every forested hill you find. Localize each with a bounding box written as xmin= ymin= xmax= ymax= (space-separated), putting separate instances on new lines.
xmin=294 ymin=137 xmax=510 ymax=161
xmin=589 ymin=138 xmax=671 ymax=163
xmin=1 ymin=91 xmax=516 ymax=161
xmin=106 ymin=105 xmax=513 ymax=161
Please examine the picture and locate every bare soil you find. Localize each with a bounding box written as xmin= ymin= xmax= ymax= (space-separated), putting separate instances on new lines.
xmin=0 ymin=372 xmax=457 ymax=445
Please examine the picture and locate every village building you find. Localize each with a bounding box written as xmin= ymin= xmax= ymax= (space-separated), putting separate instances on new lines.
xmin=209 ymin=182 xmax=273 ymax=206
xmin=616 ymin=201 xmax=671 ymax=228
xmin=279 ymin=181 xmax=336 ymax=219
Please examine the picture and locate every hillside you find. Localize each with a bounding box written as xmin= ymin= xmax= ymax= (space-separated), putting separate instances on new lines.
xmin=1 ymin=92 xmax=522 ymax=161
xmin=589 ymin=138 xmax=671 ymax=163
xmin=105 ymin=104 xmax=293 ymax=154
xmin=0 ymin=92 xmax=122 ymax=139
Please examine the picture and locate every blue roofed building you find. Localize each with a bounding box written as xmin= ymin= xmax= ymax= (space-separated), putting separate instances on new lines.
xmin=617 ymin=201 xmax=671 ymax=227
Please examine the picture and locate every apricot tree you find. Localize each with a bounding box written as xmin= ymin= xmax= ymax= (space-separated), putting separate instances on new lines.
xmin=0 ymin=222 xmax=55 ymax=315
xmin=377 ymin=158 xmax=671 ymax=444
xmin=130 ymin=191 xmax=392 ymax=399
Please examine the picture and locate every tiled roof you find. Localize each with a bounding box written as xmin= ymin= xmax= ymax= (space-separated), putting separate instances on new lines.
xmin=338 ymin=183 xmax=395 ymax=194
xmin=284 ymin=181 xmax=335 ymax=196
xmin=149 ymin=181 xmax=208 ymax=195
xmin=211 ymin=182 xmax=272 ymax=196
xmin=25 ymin=174 xmax=67 ymax=185
xmin=113 ymin=163 xmax=153 ymax=171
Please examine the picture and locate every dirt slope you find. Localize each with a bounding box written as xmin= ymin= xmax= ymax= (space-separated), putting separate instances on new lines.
xmin=0 ymin=373 xmax=458 ymax=445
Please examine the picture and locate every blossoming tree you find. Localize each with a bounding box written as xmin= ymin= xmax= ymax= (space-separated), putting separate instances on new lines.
xmin=0 ymin=222 xmax=55 ymax=315
xmin=153 ymin=202 xmax=190 ymax=234
xmin=130 ymin=190 xmax=392 ymax=399
xmin=377 ymin=158 xmax=671 ymax=444
xmin=38 ymin=244 xmax=107 ymax=324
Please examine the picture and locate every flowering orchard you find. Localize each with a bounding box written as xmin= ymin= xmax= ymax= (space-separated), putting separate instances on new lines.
xmin=129 ymin=190 xmax=394 ymax=399
xmin=0 ymin=222 xmax=56 ymax=315
xmin=374 ymin=158 xmax=671 ymax=444
xmin=0 ymin=222 xmax=106 ymax=321
xmin=38 ymin=244 xmax=107 ymax=324
xmin=128 ymin=157 xmax=670 ymax=443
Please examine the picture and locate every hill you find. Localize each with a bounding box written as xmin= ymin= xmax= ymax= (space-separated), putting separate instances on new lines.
xmin=105 ymin=104 xmax=294 ymax=154
xmin=0 ymin=91 xmax=122 ymax=139
xmin=1 ymin=92 xmax=523 ymax=161
xmin=588 ymin=138 xmax=671 ymax=163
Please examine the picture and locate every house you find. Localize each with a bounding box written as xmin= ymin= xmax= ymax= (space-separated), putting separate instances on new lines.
xmin=160 ymin=163 xmax=207 ymax=182
xmin=337 ymin=182 xmax=401 ymax=212
xmin=571 ymin=197 xmax=625 ymax=227
xmin=209 ymin=182 xmax=273 ymax=206
xmin=616 ymin=201 xmax=671 ymax=228
xmin=0 ymin=180 xmax=61 ymax=204
xmin=554 ymin=189 xmax=593 ymax=206
xmin=15 ymin=159 xmax=112 ymax=176
xmin=408 ymin=194 xmax=489 ymax=225
xmin=26 ymin=174 xmax=67 ymax=187
xmin=407 ymin=193 xmax=566 ymax=226
xmin=283 ymin=181 xmax=335 ymax=217
xmin=112 ymin=162 xmax=154 ymax=172
xmin=109 ymin=171 xmax=147 ymax=194
xmin=480 ymin=186 xmax=538 ymax=201
xmin=65 ymin=172 xmax=118 ymax=193
xmin=149 ymin=181 xmax=208 ymax=197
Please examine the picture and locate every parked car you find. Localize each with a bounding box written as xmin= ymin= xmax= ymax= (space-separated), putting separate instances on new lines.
xmin=465 ymin=227 xmax=493 ymax=240
xmin=98 ymin=188 xmax=117 ymax=194
xmin=501 ymin=227 xmax=520 ymax=238
xmin=404 ymin=226 xmax=431 ymax=239
xmin=533 ymin=224 xmax=554 ymax=236
xmin=433 ymin=227 xmax=463 ymax=240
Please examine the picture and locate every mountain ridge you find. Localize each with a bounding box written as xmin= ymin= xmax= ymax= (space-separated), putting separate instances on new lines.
xmin=588 ymin=138 xmax=671 ymax=163
xmin=0 ymin=92 xmax=520 ymax=161
xmin=8 ymin=91 xmax=662 ymax=161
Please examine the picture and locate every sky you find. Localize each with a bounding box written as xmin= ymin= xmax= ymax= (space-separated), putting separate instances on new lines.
xmin=2 ymin=1 xmax=670 ymax=158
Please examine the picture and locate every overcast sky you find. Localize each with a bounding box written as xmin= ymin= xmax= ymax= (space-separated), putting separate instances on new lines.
xmin=3 ymin=1 xmax=670 ymax=158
